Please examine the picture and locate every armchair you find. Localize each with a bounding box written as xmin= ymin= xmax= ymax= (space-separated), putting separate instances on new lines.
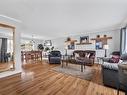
xmin=48 ymin=51 xmax=61 ymax=64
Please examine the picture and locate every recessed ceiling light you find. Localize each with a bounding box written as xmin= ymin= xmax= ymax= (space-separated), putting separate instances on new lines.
xmin=0 ymin=14 xmax=22 ymax=23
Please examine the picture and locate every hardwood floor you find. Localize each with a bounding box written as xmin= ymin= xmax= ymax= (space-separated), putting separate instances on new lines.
xmin=0 ymin=61 xmax=13 ymax=72
xmin=0 ymin=61 xmax=124 ymax=95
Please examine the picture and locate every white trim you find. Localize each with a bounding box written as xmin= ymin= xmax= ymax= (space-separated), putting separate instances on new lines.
xmin=0 ymin=70 xmax=22 ymax=78
xmin=0 ymin=14 xmax=22 ymax=23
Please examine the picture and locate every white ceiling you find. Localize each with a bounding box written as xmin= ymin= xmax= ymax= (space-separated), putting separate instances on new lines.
xmin=0 ymin=0 xmax=127 ymax=39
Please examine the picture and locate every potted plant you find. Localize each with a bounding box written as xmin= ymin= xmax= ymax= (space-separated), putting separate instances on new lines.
xmin=51 ymin=46 xmax=54 ymax=51
xmin=44 ymin=47 xmax=50 ymax=52
xmin=38 ymin=44 xmax=44 ymax=51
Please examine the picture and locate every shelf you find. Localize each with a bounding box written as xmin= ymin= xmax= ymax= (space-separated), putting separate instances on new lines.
xmin=65 ymin=40 xmax=77 ymax=43
xmin=76 ymin=42 xmax=92 ymax=45
xmin=91 ymin=37 xmax=112 ymax=40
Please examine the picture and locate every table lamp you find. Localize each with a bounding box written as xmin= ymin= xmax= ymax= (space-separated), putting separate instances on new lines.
xmin=104 ymin=44 xmax=109 ymax=57
xmin=64 ymin=42 xmax=69 ymax=55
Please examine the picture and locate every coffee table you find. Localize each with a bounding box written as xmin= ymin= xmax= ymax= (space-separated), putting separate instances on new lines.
xmin=61 ymin=55 xmax=72 ymax=67
xmin=61 ymin=55 xmax=86 ymax=72
xmin=75 ymin=58 xmax=86 ymax=72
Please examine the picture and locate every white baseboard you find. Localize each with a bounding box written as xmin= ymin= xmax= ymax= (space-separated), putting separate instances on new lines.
xmin=0 ymin=70 xmax=22 ymax=78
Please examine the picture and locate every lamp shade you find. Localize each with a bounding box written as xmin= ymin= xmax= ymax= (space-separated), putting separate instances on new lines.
xmin=64 ymin=42 xmax=68 ymax=49
xmin=103 ymin=44 xmax=109 ymax=49
xmin=64 ymin=45 xmax=68 ymax=49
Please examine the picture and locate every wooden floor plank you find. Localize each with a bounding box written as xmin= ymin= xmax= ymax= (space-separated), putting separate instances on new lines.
xmin=86 ymin=82 xmax=124 ymax=95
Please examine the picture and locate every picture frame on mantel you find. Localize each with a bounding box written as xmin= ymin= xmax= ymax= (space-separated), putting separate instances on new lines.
xmin=91 ymin=35 xmax=112 ymax=50
xmin=68 ymin=42 xmax=75 ymax=50
xmin=96 ymin=41 xmax=103 ymax=49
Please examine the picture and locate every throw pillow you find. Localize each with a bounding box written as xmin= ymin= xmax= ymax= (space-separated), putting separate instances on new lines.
xmin=75 ymin=53 xmax=79 ymax=59
xmin=85 ymin=53 xmax=90 ymax=58
xmin=109 ymin=55 xmax=120 ymax=63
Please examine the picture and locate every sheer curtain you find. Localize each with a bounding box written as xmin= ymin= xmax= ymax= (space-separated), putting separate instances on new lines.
xmin=125 ymin=29 xmax=127 ymax=53
xmin=0 ymin=39 xmax=2 ymax=51
xmin=120 ymin=27 xmax=127 ymax=54
xmin=7 ymin=39 xmax=13 ymax=53
xmin=0 ymin=39 xmax=2 ymax=62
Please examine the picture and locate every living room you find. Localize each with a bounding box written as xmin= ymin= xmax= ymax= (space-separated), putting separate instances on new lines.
xmin=0 ymin=0 xmax=127 ymax=95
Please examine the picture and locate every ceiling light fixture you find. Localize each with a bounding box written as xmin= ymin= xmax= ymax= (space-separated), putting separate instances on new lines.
xmin=0 ymin=14 xmax=22 ymax=23
xmin=30 ymin=35 xmax=35 ymax=44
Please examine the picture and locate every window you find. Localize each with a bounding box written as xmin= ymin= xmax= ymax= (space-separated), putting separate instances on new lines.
xmin=125 ymin=29 xmax=127 ymax=52
xmin=120 ymin=27 xmax=127 ymax=54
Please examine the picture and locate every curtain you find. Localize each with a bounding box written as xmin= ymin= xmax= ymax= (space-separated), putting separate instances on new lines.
xmin=7 ymin=39 xmax=13 ymax=53
xmin=126 ymin=31 xmax=127 ymax=53
xmin=0 ymin=39 xmax=2 ymax=62
xmin=0 ymin=38 xmax=7 ymax=62
xmin=120 ymin=27 xmax=127 ymax=55
xmin=0 ymin=39 xmax=2 ymax=51
xmin=1 ymin=38 xmax=7 ymax=53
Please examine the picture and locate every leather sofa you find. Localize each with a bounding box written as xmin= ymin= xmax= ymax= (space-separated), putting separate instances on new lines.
xmin=102 ymin=63 xmax=120 ymax=89
xmin=102 ymin=53 xmax=127 ymax=90
xmin=48 ymin=50 xmax=61 ymax=64
xmin=68 ymin=50 xmax=96 ymax=66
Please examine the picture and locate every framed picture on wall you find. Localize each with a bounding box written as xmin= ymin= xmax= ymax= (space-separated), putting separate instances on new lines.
xmin=80 ymin=36 xmax=89 ymax=43
xmin=44 ymin=40 xmax=52 ymax=46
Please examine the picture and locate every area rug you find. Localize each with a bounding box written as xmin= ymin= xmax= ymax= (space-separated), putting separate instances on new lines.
xmin=52 ymin=64 xmax=95 ymax=81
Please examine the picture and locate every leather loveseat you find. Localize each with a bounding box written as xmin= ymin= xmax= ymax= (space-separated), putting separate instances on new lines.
xmin=68 ymin=50 xmax=96 ymax=66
